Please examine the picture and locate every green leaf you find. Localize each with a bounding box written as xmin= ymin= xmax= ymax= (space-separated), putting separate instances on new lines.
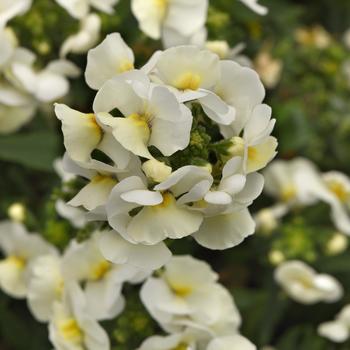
xmin=0 ymin=131 xmax=60 ymax=172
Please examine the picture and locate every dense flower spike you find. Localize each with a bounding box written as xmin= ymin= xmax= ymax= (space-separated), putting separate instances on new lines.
xmin=54 ymin=31 xmax=276 ymax=267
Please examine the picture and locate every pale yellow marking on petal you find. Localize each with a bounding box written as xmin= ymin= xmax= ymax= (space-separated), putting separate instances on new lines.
xmin=86 ymin=113 xmax=103 ymax=143
xmin=117 ymin=60 xmax=134 ymax=73
xmin=326 ymin=181 xmax=350 ymax=203
xmin=281 ymin=185 xmax=297 ymax=202
xmin=127 ymin=113 xmax=151 ymax=143
xmin=173 ymin=72 xmax=202 ymax=91
xmin=171 ymin=343 xmax=191 ymax=350
xmin=89 ymin=260 xmax=112 ymax=281
xmin=3 ymin=256 xmax=26 ymax=270
xmin=58 ymin=318 xmax=83 ymax=344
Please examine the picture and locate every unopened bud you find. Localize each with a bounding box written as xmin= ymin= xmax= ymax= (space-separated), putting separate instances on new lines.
xmin=142 ymin=159 xmax=172 ymax=183
xmin=7 ymin=203 xmax=26 ymax=222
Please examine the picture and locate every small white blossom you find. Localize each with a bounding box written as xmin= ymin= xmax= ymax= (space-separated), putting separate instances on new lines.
xmin=49 ymin=282 xmax=110 ymax=350
xmin=318 ymin=305 xmax=350 ymax=343
xmin=275 ymin=260 xmax=343 ymax=304
xmin=60 ymin=13 xmax=101 ymax=58
xmin=131 ymin=0 xmax=208 ymax=46
xmin=0 ymin=221 xmax=57 ymax=298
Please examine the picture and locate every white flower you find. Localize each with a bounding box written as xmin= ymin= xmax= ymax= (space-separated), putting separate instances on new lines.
xmin=0 ymin=82 xmax=36 ymax=134
xmin=211 ymin=61 xmax=265 ymax=136
xmin=131 ymin=0 xmax=208 ymax=43
xmin=226 ymin=104 xmax=277 ymax=173
xmin=49 ymin=282 xmax=110 ymax=350
xmin=85 ymin=33 xmax=135 ymax=90
xmin=254 ymin=51 xmax=283 ymax=89
xmin=323 ymin=172 xmax=350 ymax=207
xmin=62 ymin=232 xmax=148 ymax=320
xmin=55 ymin=104 xmax=132 ymax=167
xmin=0 ymin=0 xmax=32 ymax=27
xmin=263 ymin=158 xmax=323 ymax=205
xmin=318 ymin=305 xmax=350 ymax=343
xmin=140 ymin=255 xmax=241 ymax=336
xmin=27 ymin=254 xmax=64 ymax=322
xmin=238 ymin=0 xmax=268 ymax=15
xmin=10 ymin=58 xmax=80 ymax=103
xmin=0 ymin=221 xmax=57 ymax=298
xmin=55 ymin=0 xmax=119 ymax=19
xmin=207 ymin=335 xmax=256 ymax=350
xmin=275 ymin=260 xmax=343 ymax=304
xmin=106 ymin=166 xmax=211 ymax=245
xmin=192 ymin=157 xmax=264 ymax=249
xmin=60 ymin=13 xmax=101 ymax=58
xmin=153 ymin=45 xmax=235 ymax=125
xmin=93 ymin=72 xmax=193 ymax=159
xmin=99 ymin=230 xmax=171 ymax=271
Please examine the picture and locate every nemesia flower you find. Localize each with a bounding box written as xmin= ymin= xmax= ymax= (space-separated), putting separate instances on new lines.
xmin=55 ymin=0 xmax=119 ymax=19
xmin=254 ymin=51 xmax=283 ymax=89
xmin=85 ymin=33 xmax=135 ymax=90
xmin=9 ymin=58 xmax=80 ymax=103
xmin=0 ymin=0 xmax=32 ymax=27
xmin=238 ymin=0 xmax=268 ymax=15
xmin=60 ymin=13 xmax=101 ymax=58
xmin=27 ymin=254 xmax=64 ymax=322
xmin=106 ymin=167 xmax=209 ymax=245
xmin=0 ymin=82 xmax=36 ymax=133
xmin=275 ymin=260 xmax=343 ymax=304
xmin=295 ymin=25 xmax=331 ymax=49
xmin=318 ymin=305 xmax=350 ymax=343
xmin=140 ymin=256 xmax=241 ymax=336
xmin=131 ymin=0 xmax=208 ymax=45
xmin=193 ymin=157 xmax=264 ymax=249
xmin=55 ymin=104 xmax=133 ymax=167
xmin=62 ymin=232 xmax=149 ymax=320
xmin=211 ymin=60 xmax=265 ymax=136
xmin=93 ymin=72 xmax=193 ymax=159
xmin=226 ymin=104 xmax=277 ymax=173
xmin=0 ymin=221 xmax=57 ymax=298
xmin=152 ymin=46 xmax=235 ymax=125
xmin=49 ymin=282 xmax=110 ymax=350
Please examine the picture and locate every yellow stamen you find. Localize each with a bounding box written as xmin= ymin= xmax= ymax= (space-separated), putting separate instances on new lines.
xmin=89 ymin=260 xmax=111 ymax=281
xmin=173 ymin=72 xmax=201 ymax=91
xmin=58 ymin=318 xmax=83 ymax=344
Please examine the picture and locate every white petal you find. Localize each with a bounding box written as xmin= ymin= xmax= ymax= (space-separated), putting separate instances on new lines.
xmin=318 ymin=321 xmax=349 ymax=343
xmin=55 ymin=104 xmax=102 ymax=163
xmin=207 ymin=335 xmax=256 ymax=350
xmin=85 ymin=33 xmax=135 ymax=90
xmin=99 ymin=230 xmax=171 ymax=270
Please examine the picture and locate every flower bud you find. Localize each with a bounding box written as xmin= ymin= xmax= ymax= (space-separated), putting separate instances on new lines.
xmin=205 ymin=40 xmax=230 ymax=59
xmin=268 ymin=250 xmax=285 ymax=266
xmin=326 ymin=233 xmax=348 ymax=256
xmin=7 ymin=203 xmax=26 ymax=222
xmin=142 ymin=159 xmax=172 ymax=183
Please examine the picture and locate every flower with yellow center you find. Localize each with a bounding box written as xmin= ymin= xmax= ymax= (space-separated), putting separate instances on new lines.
xmin=0 ymin=221 xmax=57 ymax=299
xmin=275 ymin=260 xmax=343 ymax=304
xmin=85 ymin=33 xmax=135 ymax=90
xmin=50 ymin=282 xmax=110 ymax=350
xmin=93 ymin=71 xmax=193 ymax=159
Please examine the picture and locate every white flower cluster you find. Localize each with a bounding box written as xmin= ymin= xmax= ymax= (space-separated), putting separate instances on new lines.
xmin=256 ymin=158 xmax=350 ymax=235
xmin=55 ymin=32 xmax=277 ymax=271
xmin=0 ymin=25 xmax=80 ymax=133
xmin=0 ymin=221 xmax=255 ymax=350
xmin=138 ymin=255 xmax=255 ymax=349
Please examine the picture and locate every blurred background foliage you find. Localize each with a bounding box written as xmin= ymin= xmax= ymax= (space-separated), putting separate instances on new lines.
xmin=1 ymin=0 xmax=350 ymax=349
